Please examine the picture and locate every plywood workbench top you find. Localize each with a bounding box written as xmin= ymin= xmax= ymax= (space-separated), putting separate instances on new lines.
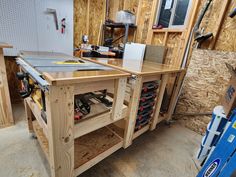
xmin=82 ymin=57 xmax=182 ymax=76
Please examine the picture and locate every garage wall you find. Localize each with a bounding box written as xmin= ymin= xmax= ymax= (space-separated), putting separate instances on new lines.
xmin=175 ymin=0 xmax=236 ymax=134
xmin=0 ymin=0 xmax=74 ymax=56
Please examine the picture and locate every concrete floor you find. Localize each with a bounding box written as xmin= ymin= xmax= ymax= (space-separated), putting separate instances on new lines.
xmin=0 ymin=103 xmax=201 ymax=177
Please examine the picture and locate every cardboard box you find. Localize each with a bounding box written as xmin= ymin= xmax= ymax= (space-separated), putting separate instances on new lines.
xmin=221 ymin=64 xmax=236 ymax=117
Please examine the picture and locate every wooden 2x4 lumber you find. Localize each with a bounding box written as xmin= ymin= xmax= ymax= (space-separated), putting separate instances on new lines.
xmin=150 ymin=74 xmax=169 ymax=130
xmin=74 ymin=105 xmax=128 ymax=139
xmin=32 ymin=120 xmax=49 ymax=162
xmin=46 ymin=85 xmax=75 ymax=177
xmin=123 ymin=76 xmax=143 ymax=148
xmin=210 ymin=0 xmax=231 ymax=50
xmin=146 ymin=0 xmax=159 ymax=44
xmin=166 ymin=70 xmax=186 ymax=122
xmin=73 ymin=79 xmax=114 ymax=95
xmin=25 ymin=97 xmax=49 ymax=138
xmin=178 ymin=0 xmax=201 ymax=68
xmin=112 ymin=78 xmax=127 ymax=121
xmin=24 ymin=99 xmax=34 ymax=134
xmin=132 ymin=124 xmax=150 ymax=140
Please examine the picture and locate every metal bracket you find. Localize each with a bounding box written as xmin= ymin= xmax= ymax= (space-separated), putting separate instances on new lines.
xmin=16 ymin=58 xmax=49 ymax=92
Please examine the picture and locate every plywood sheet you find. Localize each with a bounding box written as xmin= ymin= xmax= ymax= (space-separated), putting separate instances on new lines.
xmin=196 ymin=0 xmax=236 ymax=51
xmin=165 ymin=33 xmax=182 ymax=66
xmin=135 ymin=0 xmax=153 ymax=44
xmin=74 ymin=0 xmax=88 ymax=48
xmin=176 ymin=49 xmax=236 ymax=114
xmin=215 ymin=1 xmax=236 ymax=51
xmin=89 ymin=0 xmax=106 ymax=44
xmin=74 ymin=126 xmax=122 ymax=168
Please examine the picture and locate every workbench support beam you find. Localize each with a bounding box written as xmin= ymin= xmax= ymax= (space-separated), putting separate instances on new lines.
xmin=166 ymin=71 xmax=186 ymax=122
xmin=124 ymin=76 xmax=143 ymax=148
xmin=112 ymin=78 xmax=127 ymax=121
xmin=150 ymin=74 xmax=169 ymax=130
xmin=46 ymin=86 xmax=75 ymax=177
xmin=24 ymin=99 xmax=34 ymax=133
xmin=0 ymin=47 xmax=14 ymax=128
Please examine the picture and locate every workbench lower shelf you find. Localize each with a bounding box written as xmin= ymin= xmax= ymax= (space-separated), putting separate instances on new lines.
xmin=32 ymin=120 xmax=123 ymax=176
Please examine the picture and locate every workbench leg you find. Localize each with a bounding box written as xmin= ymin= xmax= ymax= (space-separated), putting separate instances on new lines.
xmin=150 ymin=74 xmax=169 ymax=130
xmin=112 ymin=78 xmax=127 ymax=121
xmin=0 ymin=48 xmax=14 ymax=127
xmin=24 ymin=99 xmax=34 ymax=133
xmin=46 ymin=86 xmax=75 ymax=177
xmin=166 ymin=70 xmax=186 ymax=122
xmin=124 ymin=76 xmax=143 ymax=148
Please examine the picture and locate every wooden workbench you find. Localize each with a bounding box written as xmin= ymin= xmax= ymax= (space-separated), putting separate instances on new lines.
xmin=82 ymin=57 xmax=185 ymax=147
xmin=19 ymin=52 xmax=130 ymax=177
xmin=0 ymin=43 xmax=14 ymax=128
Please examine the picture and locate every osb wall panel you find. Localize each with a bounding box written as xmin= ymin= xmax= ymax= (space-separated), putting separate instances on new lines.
xmin=175 ymin=49 xmax=236 ymax=134
xmin=176 ymin=49 xmax=236 ymax=114
xmin=135 ymin=0 xmax=153 ymax=43
xmin=88 ymin=0 xmax=106 ymax=44
xmin=123 ymin=0 xmax=139 ymax=14
xmin=198 ymin=0 xmax=236 ymax=51
xmin=215 ymin=0 xmax=236 ymax=51
xmin=108 ymin=0 xmax=124 ymax=21
xmin=74 ymin=0 xmax=154 ymax=47
xmin=199 ymin=0 xmax=222 ymax=48
xmin=151 ymin=33 xmax=165 ymax=45
xmin=165 ymin=33 xmax=182 ymax=66
xmin=74 ymin=0 xmax=105 ymax=47
xmin=74 ymin=0 xmax=88 ymax=48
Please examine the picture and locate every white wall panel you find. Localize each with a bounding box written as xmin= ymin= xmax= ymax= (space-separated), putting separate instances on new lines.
xmin=35 ymin=0 xmax=73 ymax=55
xmin=0 ymin=0 xmax=38 ymax=56
xmin=0 ymin=0 xmax=73 ymax=56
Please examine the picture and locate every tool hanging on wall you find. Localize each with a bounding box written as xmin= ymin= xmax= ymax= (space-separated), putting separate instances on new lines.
xmin=229 ymin=8 xmax=236 ymax=18
xmin=61 ymin=18 xmax=66 ymax=34
xmin=45 ymin=8 xmax=59 ymax=30
xmin=193 ymin=0 xmax=213 ymax=48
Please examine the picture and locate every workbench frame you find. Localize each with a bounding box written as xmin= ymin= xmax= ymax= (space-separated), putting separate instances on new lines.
xmin=81 ymin=57 xmax=184 ymax=148
xmin=124 ymin=71 xmax=184 ymax=147
xmin=24 ymin=76 xmax=128 ymax=177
